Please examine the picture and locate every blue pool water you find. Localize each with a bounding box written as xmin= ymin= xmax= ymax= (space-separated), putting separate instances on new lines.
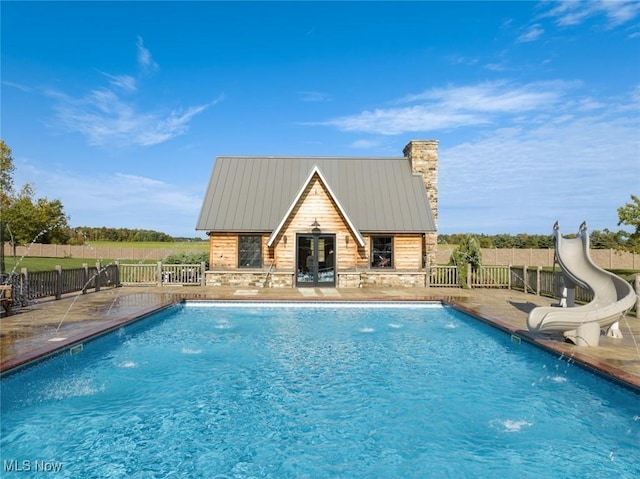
xmin=1 ymin=302 xmax=639 ymax=478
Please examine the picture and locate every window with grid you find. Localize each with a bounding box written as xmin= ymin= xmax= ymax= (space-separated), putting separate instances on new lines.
xmin=371 ymin=236 xmax=393 ymax=268
xmin=238 ymin=235 xmax=262 ymax=268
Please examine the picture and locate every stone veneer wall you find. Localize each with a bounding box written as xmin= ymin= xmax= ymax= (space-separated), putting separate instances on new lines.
xmin=205 ymin=271 xmax=294 ymax=288
xmin=403 ymin=140 xmax=438 ymax=267
xmin=360 ymin=272 xmax=428 ymax=288
xmin=206 ymin=271 xmax=430 ymax=288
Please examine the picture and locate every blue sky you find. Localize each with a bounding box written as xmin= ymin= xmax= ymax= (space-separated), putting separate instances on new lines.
xmin=2 ymin=1 xmax=639 ymax=239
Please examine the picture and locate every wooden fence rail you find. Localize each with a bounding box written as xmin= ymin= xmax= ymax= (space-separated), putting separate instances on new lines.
xmin=3 ymin=263 xmax=119 ymax=306
xmin=119 ymin=262 xmax=206 ymax=286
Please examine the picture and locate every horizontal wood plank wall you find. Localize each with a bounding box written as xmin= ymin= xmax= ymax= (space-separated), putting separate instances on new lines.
xmin=209 ymin=233 xmax=237 ymax=269
xmin=393 ymin=234 xmax=423 ymax=270
xmin=274 ymin=174 xmax=363 ymax=272
xmin=209 ymin=233 xmax=271 ymax=270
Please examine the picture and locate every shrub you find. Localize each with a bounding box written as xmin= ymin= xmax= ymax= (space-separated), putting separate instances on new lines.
xmin=163 ymin=252 xmax=209 ymax=268
xmin=449 ymin=235 xmax=482 ymax=288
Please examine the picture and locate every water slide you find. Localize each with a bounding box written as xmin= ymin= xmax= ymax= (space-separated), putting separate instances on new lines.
xmin=527 ymin=222 xmax=637 ymax=346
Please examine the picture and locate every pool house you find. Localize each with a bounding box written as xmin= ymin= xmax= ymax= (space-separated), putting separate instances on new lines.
xmin=196 ymin=140 xmax=438 ymax=288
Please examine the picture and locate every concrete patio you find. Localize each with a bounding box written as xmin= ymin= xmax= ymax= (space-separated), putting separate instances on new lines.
xmin=1 ymin=285 xmax=639 ymax=391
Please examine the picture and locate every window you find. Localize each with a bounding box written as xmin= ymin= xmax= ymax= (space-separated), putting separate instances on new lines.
xmin=371 ymin=236 xmax=393 ymax=268
xmin=238 ymin=235 xmax=262 ymax=268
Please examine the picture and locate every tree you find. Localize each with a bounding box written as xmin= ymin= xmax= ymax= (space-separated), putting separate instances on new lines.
xmin=1 ymin=140 xmax=15 ymax=209
xmin=617 ymin=195 xmax=640 ymax=253
xmin=617 ymin=194 xmax=640 ymax=235
xmin=0 ymin=141 xmax=71 ymax=245
xmin=3 ymin=185 xmax=70 ymax=245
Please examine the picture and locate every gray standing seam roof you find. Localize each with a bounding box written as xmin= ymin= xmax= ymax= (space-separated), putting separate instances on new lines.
xmin=196 ymin=156 xmax=436 ymax=233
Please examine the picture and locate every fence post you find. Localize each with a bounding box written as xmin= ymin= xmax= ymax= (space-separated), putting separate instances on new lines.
xmin=523 ymin=265 xmax=528 ymax=294
xmin=467 ymin=263 xmax=472 ymax=288
xmin=536 ymin=266 xmax=541 ymax=295
xmin=200 ymin=262 xmax=206 ymax=286
xmin=55 ymin=265 xmax=62 ymax=300
xmin=82 ymin=263 xmax=89 ymax=293
xmin=635 ymin=274 xmax=639 ymax=319
xmin=508 ymin=264 xmax=512 ymax=290
xmin=95 ymin=261 xmax=101 ymax=292
xmin=115 ymin=261 xmax=121 ymax=287
xmin=21 ymin=267 xmax=28 ymax=304
xmin=425 ymin=263 xmax=430 ymax=288
xmin=157 ymin=261 xmax=163 ymax=287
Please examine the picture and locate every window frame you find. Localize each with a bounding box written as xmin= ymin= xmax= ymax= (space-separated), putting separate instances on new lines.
xmin=237 ymin=235 xmax=263 ymax=269
xmin=370 ymin=235 xmax=394 ymax=269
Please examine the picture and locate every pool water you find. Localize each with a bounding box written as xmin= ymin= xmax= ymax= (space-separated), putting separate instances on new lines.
xmin=1 ymin=302 xmax=639 ymax=478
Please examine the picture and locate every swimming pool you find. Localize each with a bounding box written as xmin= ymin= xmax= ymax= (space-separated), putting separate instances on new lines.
xmin=1 ymin=302 xmax=638 ymax=478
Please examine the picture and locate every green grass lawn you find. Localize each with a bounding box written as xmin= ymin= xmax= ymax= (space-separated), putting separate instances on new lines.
xmin=87 ymin=241 xmax=208 ymax=251
xmin=1 ymin=241 xmax=208 ymax=272
xmin=1 ymin=257 xmax=158 ymax=272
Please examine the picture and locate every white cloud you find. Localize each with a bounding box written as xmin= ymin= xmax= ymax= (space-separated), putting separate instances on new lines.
xmin=137 ymin=36 xmax=159 ymax=73
xmin=45 ymin=35 xmax=223 ymax=147
xmin=325 ymin=105 xmax=487 ymax=135
xmin=407 ymin=81 xmax=572 ymax=112
xmin=319 ymin=79 xmax=638 ymax=233
xmin=49 ymin=88 xmax=219 ymax=147
xmin=46 ymin=37 xmax=223 ymax=146
xmin=14 ymin=164 xmax=205 ymax=237
xmin=517 ymin=23 xmax=544 ymax=42
xmin=298 ymin=91 xmax=332 ymax=102
xmin=349 ymin=139 xmax=381 ymax=149
xmin=323 ymin=81 xmax=576 ymax=135
xmin=100 ymin=72 xmax=137 ymax=92
xmin=439 ymin=102 xmax=639 ymax=234
xmin=49 ymin=88 xmax=220 ymax=147
xmin=1 ymin=80 xmax=32 ymax=92
xmin=543 ymin=0 xmax=640 ymax=28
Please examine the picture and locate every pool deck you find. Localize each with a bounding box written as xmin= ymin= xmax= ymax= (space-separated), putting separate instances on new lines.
xmin=1 ymin=286 xmax=639 ymax=391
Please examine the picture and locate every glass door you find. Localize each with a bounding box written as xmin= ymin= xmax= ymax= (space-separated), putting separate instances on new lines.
xmin=296 ymin=234 xmax=335 ymax=287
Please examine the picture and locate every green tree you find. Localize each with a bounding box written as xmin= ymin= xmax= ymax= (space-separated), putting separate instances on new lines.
xmin=0 ymin=140 xmax=15 ymax=209
xmin=1 ymin=141 xmax=72 ymax=246
xmin=617 ymin=194 xmax=640 ymax=252
xmin=617 ymin=194 xmax=640 ymax=234
xmin=3 ymin=185 xmax=70 ymax=244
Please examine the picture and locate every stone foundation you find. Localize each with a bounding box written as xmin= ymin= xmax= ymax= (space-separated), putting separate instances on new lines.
xmin=337 ymin=273 xmax=362 ymax=288
xmin=360 ymin=271 xmax=428 ymax=288
xmin=205 ymin=271 xmax=294 ymax=288
xmin=205 ymin=271 xmax=266 ymax=288
xmin=206 ymin=270 xmax=430 ymax=288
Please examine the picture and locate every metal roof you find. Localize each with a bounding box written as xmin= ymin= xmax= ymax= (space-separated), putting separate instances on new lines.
xmin=196 ymin=156 xmax=436 ymax=233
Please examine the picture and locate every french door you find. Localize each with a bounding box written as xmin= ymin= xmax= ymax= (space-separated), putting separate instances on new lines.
xmin=296 ymin=234 xmax=335 ymax=287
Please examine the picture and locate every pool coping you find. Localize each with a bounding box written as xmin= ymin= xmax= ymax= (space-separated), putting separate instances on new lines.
xmin=445 ymin=298 xmax=640 ymax=394
xmin=0 ymin=300 xmax=178 ymax=374
xmin=1 ymin=292 xmax=639 ymax=394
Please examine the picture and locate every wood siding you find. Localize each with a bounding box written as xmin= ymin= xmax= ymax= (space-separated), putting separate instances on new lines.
xmin=208 ymin=175 xmax=426 ymax=274
xmin=209 ymin=233 xmax=270 ymax=270
xmin=393 ymin=234 xmax=423 ymax=270
xmin=209 ymin=233 xmax=237 ymax=270
xmin=271 ymin=174 xmax=365 ymax=272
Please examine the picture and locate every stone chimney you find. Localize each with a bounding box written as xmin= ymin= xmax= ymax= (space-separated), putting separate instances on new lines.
xmin=403 ymin=140 xmax=438 ymax=267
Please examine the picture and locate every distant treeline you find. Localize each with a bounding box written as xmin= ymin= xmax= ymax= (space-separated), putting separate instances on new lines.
xmin=70 ymin=227 xmax=204 ymax=244
xmin=440 ymin=229 xmax=635 ymax=250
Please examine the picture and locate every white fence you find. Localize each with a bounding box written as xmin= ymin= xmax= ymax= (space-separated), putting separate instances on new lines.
xmin=119 ymin=262 xmax=206 ymax=286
